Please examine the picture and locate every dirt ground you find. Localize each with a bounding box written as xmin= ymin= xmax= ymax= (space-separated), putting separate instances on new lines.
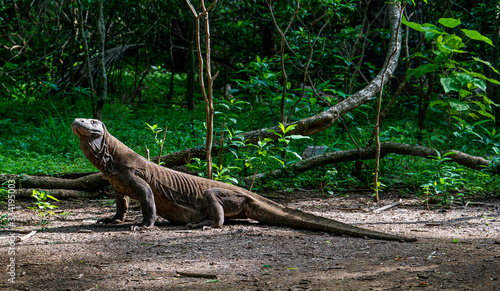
xmin=1 ymin=191 xmax=499 ymax=290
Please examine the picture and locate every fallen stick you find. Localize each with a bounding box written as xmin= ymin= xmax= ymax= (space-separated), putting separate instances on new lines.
xmin=15 ymin=230 xmax=37 ymax=242
xmin=176 ymin=271 xmax=217 ymax=279
xmin=373 ymin=199 xmax=402 ymax=213
xmin=0 ymin=229 xmax=32 ymax=234
xmin=426 ymin=250 xmax=437 ymax=261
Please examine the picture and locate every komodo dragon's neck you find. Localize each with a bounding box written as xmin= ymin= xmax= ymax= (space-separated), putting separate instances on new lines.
xmin=80 ymin=129 xmax=145 ymax=178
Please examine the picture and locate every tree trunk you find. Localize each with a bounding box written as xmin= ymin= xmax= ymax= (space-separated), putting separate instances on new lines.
xmin=95 ymin=0 xmax=107 ymax=120
xmin=185 ymin=5 xmax=195 ymax=111
xmin=0 ymin=173 xmax=109 ymax=191
xmin=76 ymin=0 xmax=96 ymax=117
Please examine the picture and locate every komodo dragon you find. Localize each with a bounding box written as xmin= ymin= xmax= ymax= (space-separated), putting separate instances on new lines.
xmin=71 ymin=118 xmax=417 ymax=242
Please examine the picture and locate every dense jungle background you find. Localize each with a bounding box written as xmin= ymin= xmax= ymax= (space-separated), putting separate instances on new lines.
xmin=1 ymin=1 xmax=500 ymax=290
xmin=1 ymin=0 xmax=499 ymax=203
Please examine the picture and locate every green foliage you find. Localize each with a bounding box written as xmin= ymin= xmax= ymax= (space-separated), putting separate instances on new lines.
xmin=419 ymin=151 xmax=467 ymax=205
xmin=1 ymin=1 xmax=499 ymax=202
xmin=28 ymin=189 xmax=60 ymax=229
xmin=403 ymin=16 xmax=498 ymax=123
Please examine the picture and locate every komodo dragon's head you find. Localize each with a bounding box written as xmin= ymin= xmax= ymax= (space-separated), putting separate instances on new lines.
xmin=72 ymin=118 xmax=116 ymax=175
xmin=71 ymin=118 xmax=105 ymax=140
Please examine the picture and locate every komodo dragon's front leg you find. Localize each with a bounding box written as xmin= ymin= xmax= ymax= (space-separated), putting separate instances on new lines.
xmin=99 ymin=170 xmax=157 ymax=228
xmin=97 ymin=191 xmax=129 ymax=224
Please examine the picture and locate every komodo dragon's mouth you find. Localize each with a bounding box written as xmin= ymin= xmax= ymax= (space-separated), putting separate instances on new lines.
xmin=71 ymin=119 xmax=103 ymax=137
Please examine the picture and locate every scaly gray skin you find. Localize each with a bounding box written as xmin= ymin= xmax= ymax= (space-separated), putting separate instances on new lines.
xmin=71 ymin=118 xmax=417 ymax=242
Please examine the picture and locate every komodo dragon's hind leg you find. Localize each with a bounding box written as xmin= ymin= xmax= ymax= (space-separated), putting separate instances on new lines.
xmin=187 ymin=188 xmax=225 ymax=229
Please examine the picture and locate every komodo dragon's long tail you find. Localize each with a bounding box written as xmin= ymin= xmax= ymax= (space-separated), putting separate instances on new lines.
xmin=246 ymin=200 xmax=417 ymax=242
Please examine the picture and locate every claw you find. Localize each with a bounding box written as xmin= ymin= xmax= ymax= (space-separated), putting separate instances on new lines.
xmin=131 ymin=225 xmax=154 ymax=231
xmin=96 ymin=217 xmax=123 ymax=225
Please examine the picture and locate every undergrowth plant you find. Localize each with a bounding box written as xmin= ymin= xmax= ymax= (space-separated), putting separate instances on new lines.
xmin=420 ymin=150 xmax=467 ymax=205
xmin=28 ymin=189 xmax=60 ymax=229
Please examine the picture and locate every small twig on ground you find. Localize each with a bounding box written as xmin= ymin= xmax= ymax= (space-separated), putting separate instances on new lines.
xmin=427 ymin=250 xmax=437 ymax=261
xmin=15 ymin=230 xmax=37 ymax=242
xmin=0 ymin=229 xmax=32 ymax=233
xmin=373 ymin=199 xmax=402 ymax=213
xmin=176 ymin=271 xmax=218 ymax=279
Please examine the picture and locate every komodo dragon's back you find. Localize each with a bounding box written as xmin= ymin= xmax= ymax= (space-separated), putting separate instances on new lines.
xmin=71 ymin=118 xmax=417 ymax=242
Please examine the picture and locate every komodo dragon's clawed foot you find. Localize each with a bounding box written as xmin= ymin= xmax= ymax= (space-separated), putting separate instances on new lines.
xmin=131 ymin=225 xmax=155 ymax=231
xmin=186 ymin=220 xmax=221 ymax=229
xmin=96 ymin=217 xmax=124 ymax=225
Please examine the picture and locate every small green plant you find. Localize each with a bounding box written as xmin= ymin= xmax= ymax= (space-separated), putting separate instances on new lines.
xmin=244 ymin=123 xmax=309 ymax=190
xmin=212 ymin=163 xmax=240 ymax=185
xmin=0 ymin=214 xmax=8 ymax=228
xmin=419 ymin=150 xmax=467 ymax=205
xmin=145 ymin=122 xmax=168 ymax=164
xmin=28 ymin=189 xmax=60 ymax=229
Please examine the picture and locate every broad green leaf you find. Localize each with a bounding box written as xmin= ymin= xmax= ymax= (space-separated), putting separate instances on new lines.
xmin=439 ymin=18 xmax=461 ymax=28
xmin=422 ymin=23 xmax=447 ymax=40
xmin=459 ymin=89 xmax=470 ymax=98
xmin=461 ymin=69 xmax=500 ymax=85
xmin=474 ymin=78 xmax=487 ymax=92
xmin=456 ymin=73 xmax=474 ymax=86
xmin=437 ymin=35 xmax=465 ymax=53
xmin=461 ymin=29 xmax=493 ymax=46
xmin=449 ymin=101 xmax=469 ymax=112
xmin=402 ymin=16 xmax=425 ymax=32
xmin=440 ymin=77 xmax=462 ymax=93
xmin=263 ymin=72 xmax=275 ymax=79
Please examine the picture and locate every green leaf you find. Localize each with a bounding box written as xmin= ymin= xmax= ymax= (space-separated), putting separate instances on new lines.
xmin=206 ymin=279 xmax=220 ymax=283
xmin=456 ymin=73 xmax=474 ymax=86
xmin=429 ymin=100 xmax=447 ymax=108
xmin=421 ymin=23 xmax=447 ymax=40
xmin=46 ymin=194 xmax=60 ymax=202
xmin=402 ymin=16 xmax=425 ymax=32
xmin=439 ymin=18 xmax=461 ymax=28
xmin=449 ymin=101 xmax=469 ymax=112
xmin=472 ymin=57 xmax=500 ymax=75
xmin=440 ymin=77 xmax=462 ymax=93
xmin=437 ymin=34 xmax=465 ymax=53
xmin=473 ymin=78 xmax=487 ymax=92
xmin=407 ymin=64 xmax=440 ymax=79
xmin=461 ymin=29 xmax=493 ymax=46
xmin=477 ymin=110 xmax=495 ymax=120
xmin=461 ymin=69 xmax=500 ymax=85
xmin=459 ymin=89 xmax=470 ymax=98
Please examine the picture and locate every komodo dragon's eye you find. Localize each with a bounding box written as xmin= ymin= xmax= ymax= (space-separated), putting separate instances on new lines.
xmin=91 ymin=120 xmax=96 ymax=125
